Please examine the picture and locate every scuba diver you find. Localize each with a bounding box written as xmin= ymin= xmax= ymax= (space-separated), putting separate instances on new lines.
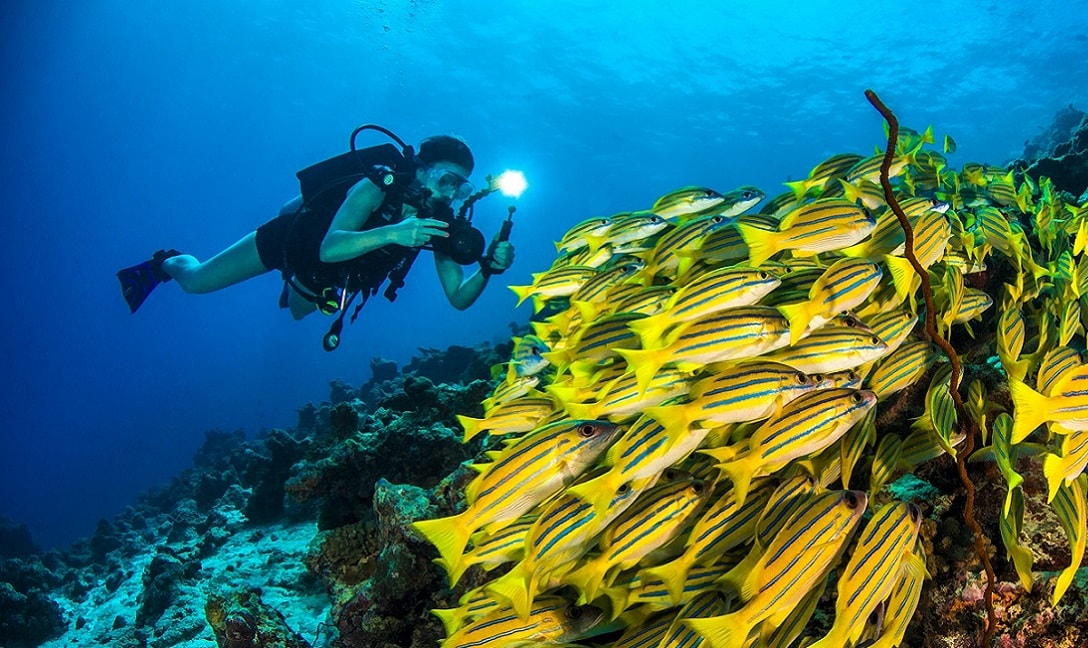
xmin=117 ymin=125 xmax=516 ymax=351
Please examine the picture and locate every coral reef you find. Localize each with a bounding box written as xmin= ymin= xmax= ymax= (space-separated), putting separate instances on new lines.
xmin=1013 ymin=104 xmax=1088 ymax=202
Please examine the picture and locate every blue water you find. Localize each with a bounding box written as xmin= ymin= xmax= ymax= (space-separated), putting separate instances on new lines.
xmin=1 ymin=0 xmax=1085 ymax=550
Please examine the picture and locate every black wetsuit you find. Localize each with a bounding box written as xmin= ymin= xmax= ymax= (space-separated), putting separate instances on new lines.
xmin=254 ymin=146 xmax=418 ymax=303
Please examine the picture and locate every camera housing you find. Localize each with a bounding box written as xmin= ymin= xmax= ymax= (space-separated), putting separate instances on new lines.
xmin=428 ymin=204 xmax=486 ymax=265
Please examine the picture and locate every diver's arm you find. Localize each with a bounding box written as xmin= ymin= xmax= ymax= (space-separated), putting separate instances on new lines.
xmin=319 ymin=179 xmax=396 ymax=263
xmin=435 ymin=238 xmax=515 ymax=310
xmin=435 ymin=252 xmax=488 ymax=311
xmin=319 ymin=180 xmax=449 ymax=263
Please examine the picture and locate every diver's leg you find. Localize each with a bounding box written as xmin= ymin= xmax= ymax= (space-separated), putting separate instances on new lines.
xmin=162 ymin=232 xmax=269 ymax=294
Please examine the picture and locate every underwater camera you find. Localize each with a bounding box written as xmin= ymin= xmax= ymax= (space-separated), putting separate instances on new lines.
xmin=421 ymin=170 xmax=527 ymax=268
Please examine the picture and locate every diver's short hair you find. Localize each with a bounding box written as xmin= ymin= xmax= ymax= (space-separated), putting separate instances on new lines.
xmin=417 ymin=134 xmax=474 ymax=174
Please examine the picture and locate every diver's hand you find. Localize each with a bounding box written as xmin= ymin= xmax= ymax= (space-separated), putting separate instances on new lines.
xmin=483 ymin=238 xmax=515 ymax=274
xmin=388 ymin=217 xmax=449 ymax=247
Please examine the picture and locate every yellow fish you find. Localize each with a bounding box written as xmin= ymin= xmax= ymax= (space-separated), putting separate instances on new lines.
xmin=441 ymin=597 xmax=604 ymax=648
xmin=412 ymin=419 xmax=621 ymax=575
xmin=685 ymin=490 xmax=868 ymax=648
xmin=738 ymin=198 xmax=877 ymax=266
xmin=777 ymin=258 xmax=884 ymax=344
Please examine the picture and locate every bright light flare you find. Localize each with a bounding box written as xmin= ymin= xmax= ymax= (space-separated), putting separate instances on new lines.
xmin=494 ymin=170 xmax=527 ymax=198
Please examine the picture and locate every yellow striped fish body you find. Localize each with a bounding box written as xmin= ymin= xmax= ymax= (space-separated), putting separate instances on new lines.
xmin=647 ymin=362 xmax=818 ymax=436
xmin=482 ymin=376 xmax=541 ymax=412
xmin=897 ymin=424 xmax=965 ymax=471
xmin=756 ymin=266 xmax=824 ymax=308
xmin=444 ymin=516 xmax=537 ymax=586
xmin=507 ymin=334 xmax=551 ymax=379
xmin=785 ymin=153 xmax=865 ymax=199
xmin=566 ymin=415 xmax=711 ymax=518
xmin=760 ymin=573 xmax=830 ymax=648
xmin=556 ymin=312 xmax=645 ymax=370
xmin=837 ymin=176 xmax=886 ymax=210
xmin=738 ymin=198 xmax=878 ymax=266
xmin=432 ymin=587 xmax=503 ymax=636
xmin=612 ymin=285 xmax=676 ymax=316
xmin=715 ymin=389 xmax=877 ymax=505
xmin=564 ymin=366 xmax=691 ymax=423
xmin=644 ymin=214 xmax=732 ymax=278
xmin=864 ymin=309 xmax=918 ymax=355
xmin=611 ymin=611 xmax=675 ymax=648
xmin=839 ymin=408 xmax=876 ymax=492
xmin=458 ymin=396 xmax=555 ymax=442
xmin=564 ymin=475 xmax=710 ymax=603
xmin=509 ymin=265 xmax=598 ymax=309
xmin=413 ymin=420 xmax=621 ymax=574
xmin=845 ymin=150 xmax=914 ymax=185
xmin=807 ymin=502 xmax=922 ymax=648
xmin=611 ymin=562 xmax=733 ymax=617
xmin=685 ymin=490 xmax=868 ymax=648
xmin=633 ymin=268 xmax=781 ymax=343
xmin=687 ymin=222 xmax=749 ymax=269
xmin=998 ymin=485 xmax=1035 ymax=591
xmin=569 ymin=261 xmax=645 ymax=306
xmin=485 ymin=477 xmax=648 ymax=618
xmin=866 ymin=340 xmax=937 ymax=400
xmin=652 ymin=187 xmax=728 ymax=219
xmin=1049 ymin=474 xmax=1087 ymax=605
xmin=840 ymin=197 xmax=936 ymax=258
xmin=660 ymin=591 xmax=732 ymax=648
xmin=761 ymin=327 xmax=888 ymax=375
xmin=554 ymin=241 xmax=616 ymax=269
xmin=867 ymin=546 xmax=928 ymax=648
xmin=1037 ymin=346 xmax=1083 ymax=396
xmin=778 ymin=258 xmax=884 ymax=344
xmin=620 ymin=306 xmax=792 ymax=394
xmin=753 ymin=474 xmax=818 ymax=549
xmin=1010 ymin=366 xmax=1088 ymax=443
xmin=950 ymin=288 xmax=993 ymax=324
xmin=1043 ymin=427 xmax=1088 ymax=503
xmin=441 ymin=597 xmax=604 ymax=648
xmin=708 ymin=185 xmax=766 ymax=218
xmin=556 ymin=217 xmax=614 ymax=255
xmin=591 ymin=212 xmax=670 ymax=250
xmin=640 ymin=479 xmax=776 ymax=604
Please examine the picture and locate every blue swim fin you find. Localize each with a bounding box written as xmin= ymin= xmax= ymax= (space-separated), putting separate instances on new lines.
xmin=117 ymin=249 xmax=179 ymax=313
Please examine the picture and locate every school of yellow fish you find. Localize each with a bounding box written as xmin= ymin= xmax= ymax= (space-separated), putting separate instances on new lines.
xmin=412 ymin=125 xmax=1088 ymax=648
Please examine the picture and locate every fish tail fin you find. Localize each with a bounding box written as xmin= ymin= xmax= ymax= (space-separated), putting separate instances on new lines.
xmin=433 ymin=555 xmax=471 ymax=588
xmin=508 ymin=284 xmax=536 ymax=308
xmin=884 ymin=254 xmax=918 ymax=302
xmin=614 ymin=348 xmax=665 ymax=396
xmin=642 ymin=553 xmax=694 ymax=605
xmin=567 ymin=473 xmax=620 ymax=519
xmin=1043 ymin=452 xmax=1067 ymax=503
xmin=644 ymin=403 xmax=695 ymax=439
xmin=602 ymin=583 xmax=631 ymax=620
xmin=715 ymin=455 xmax=757 ymax=507
xmin=457 ymin=414 xmax=486 ymax=443
xmin=1009 ymin=378 xmax=1051 ymax=444
xmin=486 ymin=565 xmax=535 ymax=620
xmin=736 ymin=223 xmax=778 ymax=267
xmin=411 ymin=513 xmax=472 ymax=577
xmin=784 ymin=179 xmax=812 ymax=201
xmin=430 ymin=606 xmax=465 ymax=636
xmin=684 ymin=614 xmax=745 ymax=648
xmin=777 ymin=301 xmax=814 ymax=346
xmin=563 ymin=559 xmax=605 ymax=605
xmin=628 ymin=313 xmax=670 ymax=347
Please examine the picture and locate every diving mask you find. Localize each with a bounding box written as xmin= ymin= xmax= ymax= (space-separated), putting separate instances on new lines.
xmin=424 ymin=166 xmax=475 ymax=201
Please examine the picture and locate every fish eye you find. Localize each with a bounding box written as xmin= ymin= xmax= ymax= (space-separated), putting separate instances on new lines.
xmin=663 ymin=468 xmax=678 ymax=480
xmin=848 ymin=371 xmax=859 ymax=381
xmin=909 ymin=503 xmax=921 ymax=521
xmin=703 ymin=190 xmax=716 ymax=198
xmin=578 ymin=423 xmax=597 ymax=437
xmin=713 ymin=215 xmax=725 ymax=223
xmin=600 ymin=219 xmax=610 ymax=226
xmin=851 ymin=392 xmax=864 ymax=403
xmin=742 ymin=190 xmax=754 ymax=199
xmin=842 ymin=316 xmax=858 ymax=327
xmin=691 ymin=481 xmax=705 ymax=494
xmin=565 ymin=605 xmax=584 ymax=620
xmin=796 ymin=373 xmax=808 ymax=384
xmin=617 ymin=483 xmax=631 ymax=494
xmin=843 ymin=492 xmax=860 ymax=509
xmin=758 ymin=271 xmax=769 ymax=279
